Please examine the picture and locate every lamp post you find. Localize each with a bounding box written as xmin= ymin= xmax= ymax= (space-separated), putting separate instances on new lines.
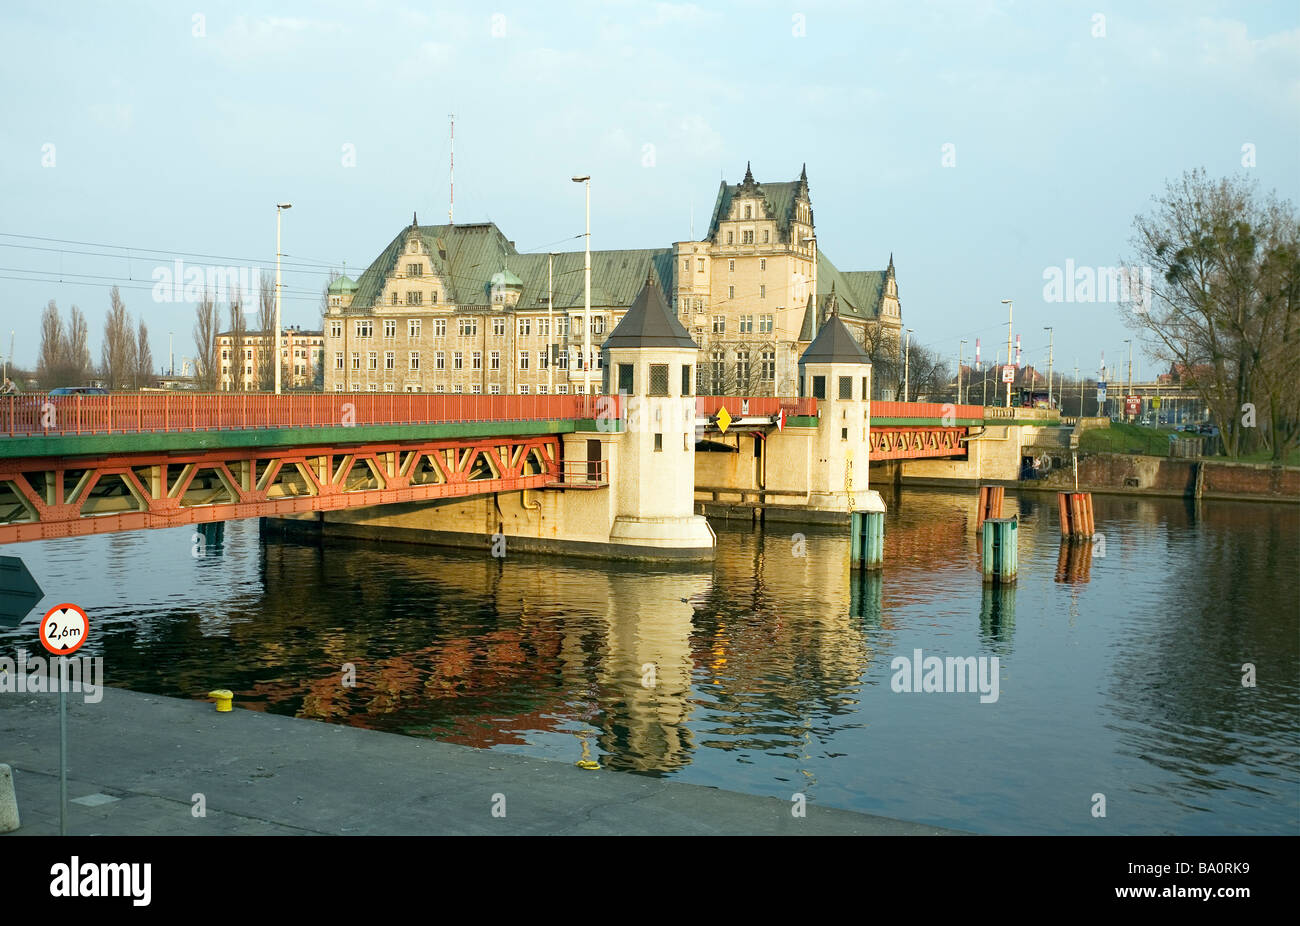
xmin=903 ymin=328 xmax=913 ymax=402
xmin=1044 ymin=326 xmax=1054 ymax=409
xmin=571 ymin=176 xmax=591 ymax=396
xmin=275 ymin=203 xmax=292 ymax=395
xmin=1001 ymin=299 xmax=1013 ymax=408
xmin=1075 ymin=363 xmax=1082 ymax=417
xmin=1124 ymin=338 xmax=1133 ymax=420
xmin=958 ymin=338 xmax=967 ymax=405
xmin=168 ymin=331 xmax=174 ymax=377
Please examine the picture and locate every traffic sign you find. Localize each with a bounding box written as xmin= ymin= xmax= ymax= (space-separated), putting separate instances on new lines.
xmin=39 ymin=603 xmax=89 ymax=656
xmin=1151 ymin=396 xmax=1162 ymax=410
xmin=1125 ymin=395 xmax=1141 ymax=416
xmin=775 ymin=408 xmax=785 ymax=431
xmin=0 ymin=556 xmax=44 ymax=629
xmin=715 ymin=406 xmax=732 ymax=434
xmin=1001 ymin=365 xmax=1015 ymax=383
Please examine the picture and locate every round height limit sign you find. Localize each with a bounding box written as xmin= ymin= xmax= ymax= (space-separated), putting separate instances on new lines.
xmin=40 ymin=603 xmax=89 ymax=656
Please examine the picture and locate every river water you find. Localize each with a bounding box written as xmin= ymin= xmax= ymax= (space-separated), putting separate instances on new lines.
xmin=2 ymin=487 xmax=1296 ymax=835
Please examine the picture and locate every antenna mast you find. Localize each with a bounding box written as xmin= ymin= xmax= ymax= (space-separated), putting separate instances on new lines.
xmin=448 ymin=114 xmax=455 ymax=225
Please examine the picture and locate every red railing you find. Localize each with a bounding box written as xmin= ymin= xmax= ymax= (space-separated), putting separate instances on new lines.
xmin=869 ymin=401 xmax=986 ymax=420
xmin=694 ymin=396 xmax=817 ymax=418
xmin=0 ymin=393 xmax=616 ymax=438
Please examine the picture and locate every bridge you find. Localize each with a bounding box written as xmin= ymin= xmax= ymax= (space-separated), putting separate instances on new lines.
xmin=0 ymin=392 xmax=988 ymax=544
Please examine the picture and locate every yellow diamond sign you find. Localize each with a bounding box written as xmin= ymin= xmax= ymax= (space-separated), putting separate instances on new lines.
xmin=715 ymin=406 xmax=732 ymax=434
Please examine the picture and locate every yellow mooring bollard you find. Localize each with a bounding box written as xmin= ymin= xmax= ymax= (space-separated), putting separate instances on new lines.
xmin=207 ymin=689 xmax=234 ymax=712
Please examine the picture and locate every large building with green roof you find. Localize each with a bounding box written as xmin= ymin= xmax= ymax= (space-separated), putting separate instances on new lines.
xmin=323 ymin=166 xmax=901 ymax=396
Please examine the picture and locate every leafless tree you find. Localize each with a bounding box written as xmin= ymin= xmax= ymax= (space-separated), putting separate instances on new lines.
xmin=1121 ymin=168 xmax=1300 ymax=459
xmin=257 ymin=270 xmax=276 ymax=390
xmin=193 ymin=289 xmax=220 ymax=391
xmin=101 ymin=286 xmax=136 ymax=390
xmin=37 ymin=300 xmax=67 ymax=388
xmin=227 ymin=285 xmax=247 ymax=392
xmin=136 ymin=318 xmax=154 ymax=387
xmin=66 ymin=305 xmax=92 ymax=386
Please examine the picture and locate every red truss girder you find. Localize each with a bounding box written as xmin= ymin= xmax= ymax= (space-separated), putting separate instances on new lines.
xmin=0 ymin=436 xmax=561 ymax=544
xmin=869 ymin=426 xmax=968 ymax=460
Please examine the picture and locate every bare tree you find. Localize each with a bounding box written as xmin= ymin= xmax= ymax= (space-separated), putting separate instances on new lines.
xmin=37 ymin=300 xmax=66 ymax=388
xmin=227 ymin=285 xmax=247 ymax=392
xmin=101 ymin=286 xmax=136 ymax=390
xmin=257 ymin=270 xmax=276 ymax=390
xmin=193 ymin=289 xmax=220 ymax=391
xmin=137 ymin=318 xmax=155 ymax=388
xmin=1121 ymin=169 xmax=1300 ymax=458
xmin=67 ymin=304 xmax=92 ymax=386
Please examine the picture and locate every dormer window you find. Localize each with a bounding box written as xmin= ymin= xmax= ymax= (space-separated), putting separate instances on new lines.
xmin=744 ymin=205 xmax=752 ymax=219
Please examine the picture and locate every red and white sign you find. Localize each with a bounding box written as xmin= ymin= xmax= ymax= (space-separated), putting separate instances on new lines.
xmin=1125 ymin=395 xmax=1141 ymax=416
xmin=1001 ymin=365 xmax=1016 ymax=383
xmin=776 ymin=408 xmax=786 ymax=431
xmin=39 ymin=603 xmax=89 ymax=656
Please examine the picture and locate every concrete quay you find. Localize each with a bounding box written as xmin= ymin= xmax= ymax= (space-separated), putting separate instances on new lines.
xmin=0 ymin=686 xmax=963 ymax=836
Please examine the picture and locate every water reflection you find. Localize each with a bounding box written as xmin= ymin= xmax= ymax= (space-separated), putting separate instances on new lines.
xmin=0 ymin=488 xmax=1294 ymax=834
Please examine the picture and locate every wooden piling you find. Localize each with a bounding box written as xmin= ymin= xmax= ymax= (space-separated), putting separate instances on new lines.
xmin=976 ymin=485 xmax=1004 ymax=532
xmin=1058 ymin=491 xmax=1095 ymax=538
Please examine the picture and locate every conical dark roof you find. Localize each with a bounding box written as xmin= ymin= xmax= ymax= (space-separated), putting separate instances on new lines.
xmin=799 ymin=314 xmax=870 ymax=365
xmin=603 ymin=273 xmax=698 ymax=349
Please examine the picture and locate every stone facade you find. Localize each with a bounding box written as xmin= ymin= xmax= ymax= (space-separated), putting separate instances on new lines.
xmin=324 ymin=166 xmax=902 ymax=397
xmin=217 ymin=327 xmax=323 ymax=391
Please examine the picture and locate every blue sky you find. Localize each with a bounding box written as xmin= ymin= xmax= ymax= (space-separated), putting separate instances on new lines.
xmin=2 ymin=0 xmax=1296 ymax=382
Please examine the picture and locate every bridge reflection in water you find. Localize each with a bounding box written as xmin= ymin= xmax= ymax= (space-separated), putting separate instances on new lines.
xmin=1 ymin=487 xmax=1295 ymax=834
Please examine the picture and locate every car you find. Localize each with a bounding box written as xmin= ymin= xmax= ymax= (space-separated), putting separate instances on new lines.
xmin=1198 ymin=424 xmax=1219 ymax=436
xmin=48 ymin=386 xmax=108 ymax=395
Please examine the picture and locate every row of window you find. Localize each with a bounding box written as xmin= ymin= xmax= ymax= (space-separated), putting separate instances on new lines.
xmin=220 ymin=348 xmax=317 ymax=360
xmin=333 ymin=382 xmax=584 ymax=395
xmin=708 ymin=314 xmax=774 ymax=333
xmin=331 ymin=316 xmax=602 ymax=340
xmin=805 ymin=375 xmax=870 ymax=401
xmin=698 ymin=351 xmax=778 ymax=390
xmin=682 ymin=257 xmax=771 ymax=274
xmin=334 ymin=349 xmax=600 ymax=372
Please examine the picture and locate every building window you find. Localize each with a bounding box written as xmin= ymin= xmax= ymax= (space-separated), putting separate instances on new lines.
xmin=736 ymin=351 xmax=750 ymax=392
xmin=537 ymin=317 xmax=549 ymax=337
xmin=434 ymin=351 xmax=444 ymax=370
xmin=763 ymin=230 xmax=769 ymax=244
xmin=351 ymin=352 xmax=360 ymax=370
xmin=739 ymin=315 xmax=753 ymax=334
xmin=368 ymin=351 xmax=378 ymax=370
xmin=683 ymin=258 xmax=689 ymax=272
xmin=710 ymin=350 xmax=726 ymax=392
xmin=519 ymin=384 xmax=529 ymax=395
xmin=383 ymin=319 xmax=396 ymax=339
xmin=492 ymin=317 xmax=506 ymax=337
xmin=409 ymin=319 xmax=421 ymax=338
xmin=409 ymin=352 xmax=420 ymax=370
xmin=458 ymin=318 xmax=477 ymax=337
xmin=760 ymin=258 xmax=766 ymax=272
xmin=761 ymin=351 xmax=775 ymax=380
xmin=431 ymin=290 xmax=439 ymax=304
xmin=812 ymin=375 xmax=826 ymax=400
xmin=335 ymin=382 xmax=344 ymax=392
xmin=760 ymin=314 xmax=773 ymax=333
xmin=453 ymin=384 xmax=462 ymax=394
xmin=726 ymin=232 xmax=733 ymax=245
xmin=518 ymin=318 xmax=530 ymax=337
xmin=367 ymin=383 xmax=378 ymax=392
xmin=472 ymin=351 xmax=482 ymax=370
xmin=681 ymin=365 xmax=691 ymax=396
xmin=519 ymin=350 xmax=529 ymax=370
xmin=557 ymin=385 xmax=568 ymax=395
xmin=435 ymin=384 xmax=445 ymax=393
xmin=433 ymin=319 xmax=446 ymax=337
xmin=590 ymin=315 xmax=605 ymax=336
xmin=453 ymin=351 xmax=463 ymax=370
xmin=385 ymin=351 xmax=395 ymax=370
xmin=760 ymin=284 xmax=766 ymax=299
xmin=649 ymin=364 xmax=669 ymax=396
xmin=654 ymin=433 xmax=663 ymax=452
xmin=557 ymin=349 xmax=569 ymax=370
xmin=617 ymin=364 xmax=634 ymax=394
xmin=728 ymin=259 xmax=735 ymax=272
xmin=471 ymin=384 xmax=482 ymax=395
xmin=385 ymin=382 xmax=394 ymax=392
xmin=727 ymin=286 xmax=735 ymax=300
xmin=490 ymin=351 xmax=500 ymax=370
xmin=556 ymin=316 xmax=569 ymax=337
xmin=713 ymin=315 xmax=726 ymax=334
xmin=489 ymin=384 xmax=500 ymax=395
xmin=839 ymin=376 xmax=853 ymax=400
xmin=697 ymin=258 xmax=704 ymax=273
xmin=406 ymin=291 xmax=422 ymax=305
xmin=406 ymin=263 xmax=422 ymax=277
xmin=744 ymin=205 xmax=752 ymax=219
xmin=391 ymin=292 xmax=399 ymax=306
xmin=355 ymin=321 xmax=372 ymax=338
xmin=539 ymin=349 xmax=549 ymax=370
xmin=330 ymin=321 xmax=342 ymax=338
xmin=335 ymin=352 xmax=344 ymax=369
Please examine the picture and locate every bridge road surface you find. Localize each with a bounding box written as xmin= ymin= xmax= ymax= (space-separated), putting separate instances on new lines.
xmin=0 ymin=686 xmax=964 ymax=836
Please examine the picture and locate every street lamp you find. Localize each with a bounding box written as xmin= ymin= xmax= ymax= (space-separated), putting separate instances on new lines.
xmin=903 ymin=328 xmax=913 ymax=402
xmin=1124 ymin=338 xmax=1133 ymax=419
xmin=275 ymin=203 xmax=292 ymax=395
xmin=1043 ymin=326 xmax=1054 ymax=409
xmin=1001 ymin=299 xmax=1013 ymax=408
xmin=571 ymin=176 xmax=591 ymax=396
xmin=958 ymin=338 xmax=968 ymax=405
